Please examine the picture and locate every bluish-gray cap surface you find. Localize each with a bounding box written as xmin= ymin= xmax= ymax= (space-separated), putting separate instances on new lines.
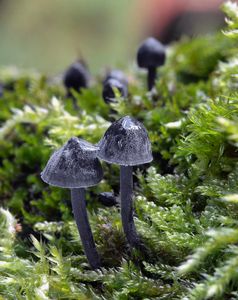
xmin=98 ymin=116 xmax=153 ymax=166
xmin=41 ymin=137 xmax=103 ymax=188
xmin=137 ymin=37 xmax=166 ymax=68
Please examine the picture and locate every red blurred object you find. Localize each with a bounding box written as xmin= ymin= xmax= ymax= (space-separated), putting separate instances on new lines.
xmin=140 ymin=0 xmax=225 ymax=43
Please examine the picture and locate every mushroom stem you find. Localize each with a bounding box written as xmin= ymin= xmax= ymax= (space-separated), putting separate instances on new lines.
xmin=70 ymin=188 xmax=101 ymax=269
xmin=148 ymin=67 xmax=157 ymax=91
xmin=120 ymin=165 xmax=141 ymax=248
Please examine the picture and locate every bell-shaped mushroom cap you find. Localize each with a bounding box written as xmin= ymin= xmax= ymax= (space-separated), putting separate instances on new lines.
xmin=41 ymin=137 xmax=103 ymax=188
xmin=63 ymin=61 xmax=90 ymax=92
xmin=104 ymin=70 xmax=128 ymax=87
xmin=98 ymin=116 xmax=153 ymax=166
xmin=102 ymin=78 xmax=128 ymax=104
xmin=137 ymin=37 xmax=166 ymax=69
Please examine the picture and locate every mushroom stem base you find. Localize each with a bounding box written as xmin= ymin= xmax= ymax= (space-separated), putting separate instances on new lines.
xmin=120 ymin=166 xmax=141 ymax=248
xmin=71 ymin=188 xmax=101 ymax=269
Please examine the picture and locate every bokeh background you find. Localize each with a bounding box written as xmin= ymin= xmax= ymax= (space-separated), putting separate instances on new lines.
xmin=0 ymin=0 xmax=225 ymax=75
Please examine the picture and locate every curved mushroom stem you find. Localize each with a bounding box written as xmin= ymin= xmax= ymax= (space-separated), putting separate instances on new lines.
xmin=147 ymin=67 xmax=157 ymax=91
xmin=70 ymin=188 xmax=101 ymax=269
xmin=120 ymin=166 xmax=141 ymax=248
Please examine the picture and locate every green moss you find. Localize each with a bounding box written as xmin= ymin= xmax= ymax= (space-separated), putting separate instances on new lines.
xmin=1 ymin=2 xmax=238 ymax=299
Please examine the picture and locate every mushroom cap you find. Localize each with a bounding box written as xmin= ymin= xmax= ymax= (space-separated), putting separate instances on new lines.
xmin=104 ymin=69 xmax=128 ymax=87
xmin=98 ymin=116 xmax=153 ymax=166
xmin=41 ymin=137 xmax=103 ymax=188
xmin=137 ymin=37 xmax=166 ymax=69
xmin=63 ymin=61 xmax=90 ymax=92
xmin=102 ymin=78 xmax=128 ymax=104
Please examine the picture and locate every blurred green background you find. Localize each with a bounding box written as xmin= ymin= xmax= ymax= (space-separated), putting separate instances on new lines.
xmin=0 ymin=0 xmax=138 ymax=75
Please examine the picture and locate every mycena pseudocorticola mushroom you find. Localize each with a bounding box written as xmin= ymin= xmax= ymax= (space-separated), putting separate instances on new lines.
xmin=63 ymin=61 xmax=90 ymax=108
xmin=102 ymin=69 xmax=128 ymax=104
xmin=98 ymin=116 xmax=153 ymax=249
xmin=41 ymin=137 xmax=102 ymax=269
xmin=137 ymin=37 xmax=166 ymax=91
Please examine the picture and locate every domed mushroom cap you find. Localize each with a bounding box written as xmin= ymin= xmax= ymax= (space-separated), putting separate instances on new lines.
xmin=104 ymin=70 xmax=128 ymax=87
xmin=98 ymin=116 xmax=153 ymax=166
xmin=137 ymin=37 xmax=166 ymax=68
xmin=63 ymin=61 xmax=90 ymax=91
xmin=41 ymin=137 xmax=103 ymax=188
xmin=102 ymin=78 xmax=128 ymax=104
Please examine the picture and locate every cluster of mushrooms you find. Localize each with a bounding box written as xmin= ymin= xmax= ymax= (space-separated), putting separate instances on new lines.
xmin=41 ymin=37 xmax=166 ymax=269
xmin=63 ymin=37 xmax=166 ymax=104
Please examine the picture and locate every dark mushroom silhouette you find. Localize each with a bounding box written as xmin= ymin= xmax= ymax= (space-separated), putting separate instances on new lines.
xmin=102 ymin=69 xmax=128 ymax=104
xmin=98 ymin=192 xmax=118 ymax=207
xmin=102 ymin=78 xmax=128 ymax=104
xmin=41 ymin=137 xmax=102 ymax=269
xmin=137 ymin=37 xmax=166 ymax=91
xmin=98 ymin=116 xmax=153 ymax=248
xmin=63 ymin=60 xmax=90 ymax=108
xmin=103 ymin=69 xmax=128 ymax=87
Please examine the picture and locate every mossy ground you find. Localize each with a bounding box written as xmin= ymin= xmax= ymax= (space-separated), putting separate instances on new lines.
xmin=1 ymin=2 xmax=238 ymax=299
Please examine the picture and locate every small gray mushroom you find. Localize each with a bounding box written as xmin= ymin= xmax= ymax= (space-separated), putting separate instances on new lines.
xmin=98 ymin=116 xmax=153 ymax=248
xmin=102 ymin=70 xmax=128 ymax=105
xmin=102 ymin=78 xmax=128 ymax=104
xmin=41 ymin=137 xmax=102 ymax=269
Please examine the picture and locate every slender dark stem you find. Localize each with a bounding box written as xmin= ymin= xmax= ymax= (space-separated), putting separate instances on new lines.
xmin=70 ymin=188 xmax=101 ymax=269
xmin=147 ymin=67 xmax=157 ymax=91
xmin=120 ymin=166 xmax=141 ymax=248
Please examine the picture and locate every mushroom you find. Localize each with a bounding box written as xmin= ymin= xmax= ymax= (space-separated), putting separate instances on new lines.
xmin=63 ymin=60 xmax=90 ymax=108
xmin=137 ymin=37 xmax=166 ymax=91
xmin=102 ymin=69 xmax=128 ymax=104
xmin=98 ymin=116 xmax=153 ymax=248
xmin=98 ymin=192 xmax=118 ymax=207
xmin=103 ymin=69 xmax=128 ymax=88
xmin=41 ymin=137 xmax=102 ymax=269
xmin=102 ymin=78 xmax=128 ymax=104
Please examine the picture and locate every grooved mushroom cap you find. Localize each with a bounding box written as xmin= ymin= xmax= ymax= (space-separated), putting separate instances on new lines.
xmin=102 ymin=78 xmax=128 ymax=104
xmin=137 ymin=37 xmax=166 ymax=68
xmin=98 ymin=116 xmax=153 ymax=166
xmin=63 ymin=61 xmax=90 ymax=92
xmin=41 ymin=137 xmax=103 ymax=188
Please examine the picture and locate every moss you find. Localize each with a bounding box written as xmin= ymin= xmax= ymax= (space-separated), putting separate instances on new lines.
xmin=1 ymin=2 xmax=238 ymax=299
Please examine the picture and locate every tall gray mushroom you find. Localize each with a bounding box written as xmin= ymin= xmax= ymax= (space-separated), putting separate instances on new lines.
xmin=41 ymin=137 xmax=102 ymax=269
xmin=98 ymin=116 xmax=153 ymax=248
